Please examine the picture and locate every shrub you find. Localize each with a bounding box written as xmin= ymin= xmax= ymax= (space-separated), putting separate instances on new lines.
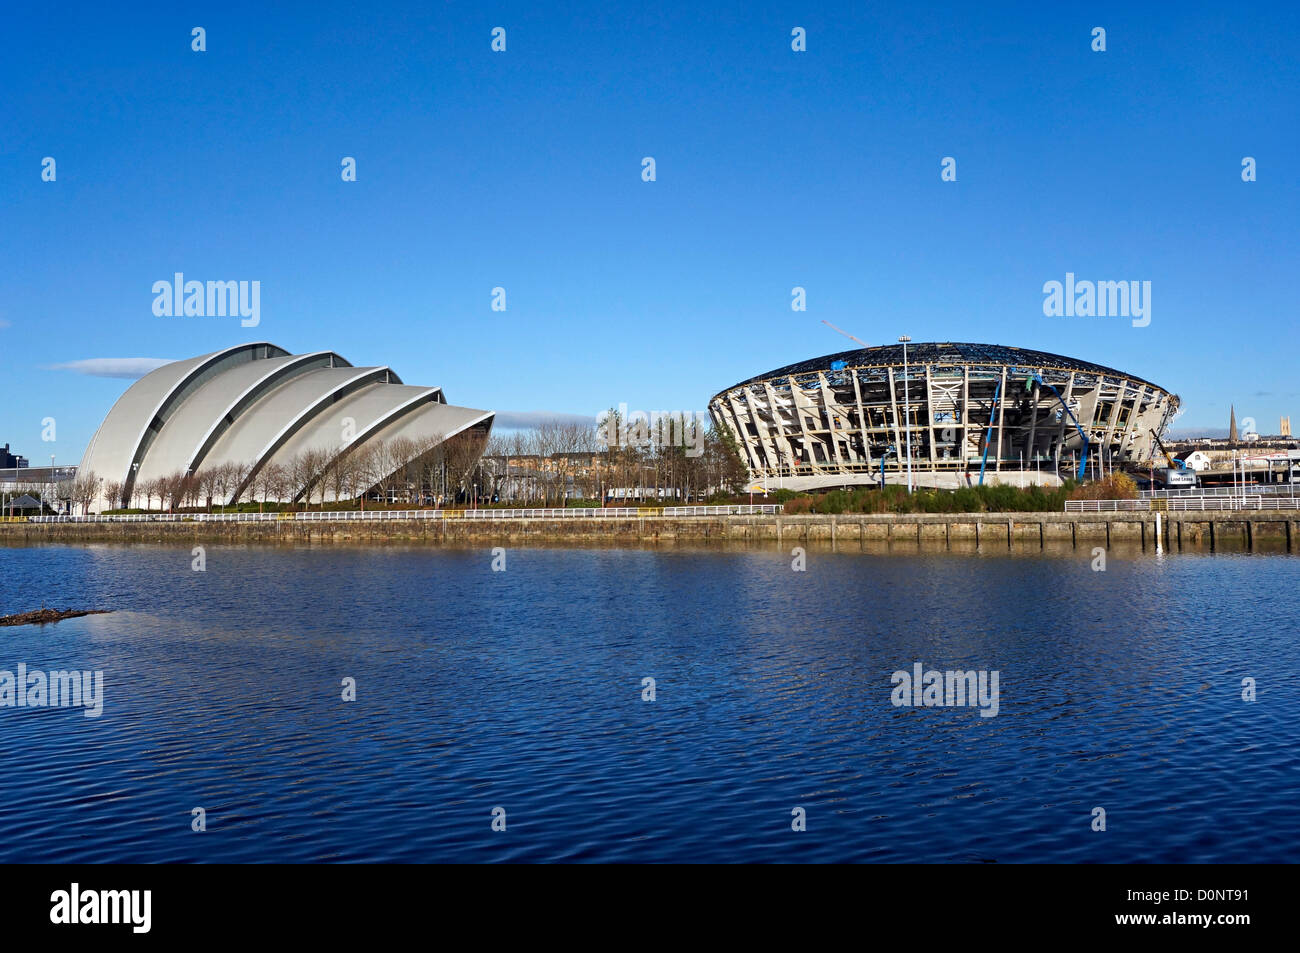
xmin=782 ymin=495 xmax=814 ymax=514
xmin=1070 ymin=473 xmax=1138 ymax=501
xmin=819 ymin=489 xmax=851 ymax=514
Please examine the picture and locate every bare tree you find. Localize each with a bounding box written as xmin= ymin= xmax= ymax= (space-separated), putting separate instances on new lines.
xmin=252 ymin=464 xmax=273 ymax=512
xmin=102 ymin=479 xmax=124 ymax=513
xmin=137 ymin=477 xmax=155 ymax=512
xmin=414 ymin=434 xmax=445 ymax=505
xmin=443 ymin=428 xmax=490 ymax=504
xmin=183 ymin=471 xmax=202 ymax=510
xmin=267 ymin=462 xmax=292 ymax=507
xmin=197 ymin=468 xmax=220 ymax=512
xmin=75 ymin=472 xmax=102 ymax=515
xmin=480 ymin=434 xmax=511 ymax=502
xmin=285 ymin=452 xmax=314 ymax=510
xmin=385 ymin=437 xmax=421 ymax=503
xmin=161 ymin=471 xmax=188 ymax=513
xmin=226 ymin=461 xmax=253 ymax=507
xmin=311 ymin=451 xmax=333 ymax=509
xmin=327 ymin=451 xmax=352 ymax=507
xmin=344 ymin=443 xmax=378 ymax=509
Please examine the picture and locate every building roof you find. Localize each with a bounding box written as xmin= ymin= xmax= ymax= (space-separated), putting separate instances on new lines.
xmin=720 ymin=341 xmax=1168 ymax=393
xmin=77 ymin=343 xmax=493 ymax=509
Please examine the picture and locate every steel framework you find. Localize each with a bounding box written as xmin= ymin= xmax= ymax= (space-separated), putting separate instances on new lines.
xmin=709 ymin=342 xmax=1180 ymax=490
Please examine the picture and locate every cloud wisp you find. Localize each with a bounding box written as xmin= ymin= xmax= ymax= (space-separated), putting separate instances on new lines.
xmin=492 ymin=410 xmax=598 ymax=431
xmin=46 ymin=357 xmax=174 ymax=379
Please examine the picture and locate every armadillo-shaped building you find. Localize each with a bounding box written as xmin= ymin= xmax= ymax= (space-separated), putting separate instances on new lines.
xmin=77 ymin=342 xmax=494 ymax=511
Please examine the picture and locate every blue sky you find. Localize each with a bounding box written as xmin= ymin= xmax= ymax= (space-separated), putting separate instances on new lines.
xmin=2 ymin=1 xmax=1297 ymax=463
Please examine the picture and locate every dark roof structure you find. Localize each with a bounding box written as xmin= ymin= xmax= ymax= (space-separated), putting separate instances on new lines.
xmin=725 ymin=342 xmax=1166 ymax=393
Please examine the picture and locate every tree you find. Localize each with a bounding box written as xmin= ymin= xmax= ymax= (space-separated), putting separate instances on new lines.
xmin=414 ymin=433 xmax=446 ymax=505
xmin=705 ymin=420 xmax=748 ymax=496
xmin=161 ymin=471 xmax=188 ymax=512
xmin=102 ymin=479 xmax=124 ymax=513
xmin=197 ymin=467 xmax=221 ymax=512
xmin=226 ymin=461 xmax=253 ymax=507
xmin=137 ymin=477 xmax=155 ymax=512
xmin=384 ymin=437 xmax=419 ymax=504
xmin=443 ymin=428 xmax=490 ymax=504
xmin=250 ymin=465 xmax=271 ymax=512
xmin=311 ymin=451 xmax=333 ymax=509
xmin=344 ymin=443 xmax=379 ymax=509
xmin=72 ymin=472 xmax=102 ymax=515
xmin=326 ymin=451 xmax=351 ymax=507
xmin=367 ymin=439 xmax=402 ymax=505
xmin=480 ymin=434 xmax=512 ymax=503
xmin=286 ymin=451 xmax=316 ymax=509
xmin=267 ymin=463 xmax=292 ymax=506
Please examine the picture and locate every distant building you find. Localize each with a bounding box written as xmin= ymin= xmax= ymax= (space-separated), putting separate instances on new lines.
xmin=1229 ymin=405 xmax=1238 ymax=443
xmin=1174 ymin=450 xmax=1213 ymax=472
xmin=1 ymin=444 xmax=29 ymax=469
xmin=1283 ymin=416 xmax=1292 ymax=437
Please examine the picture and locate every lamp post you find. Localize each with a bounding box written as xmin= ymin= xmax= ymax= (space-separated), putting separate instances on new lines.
xmin=898 ymin=336 xmax=913 ymax=493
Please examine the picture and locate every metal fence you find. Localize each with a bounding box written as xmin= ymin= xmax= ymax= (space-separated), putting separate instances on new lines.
xmin=25 ymin=504 xmax=784 ymax=524
xmin=1138 ymin=484 xmax=1300 ymax=499
xmin=1065 ymin=497 xmax=1300 ymax=513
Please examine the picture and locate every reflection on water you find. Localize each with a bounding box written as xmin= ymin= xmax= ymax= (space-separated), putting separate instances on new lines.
xmin=0 ymin=543 xmax=1296 ymax=862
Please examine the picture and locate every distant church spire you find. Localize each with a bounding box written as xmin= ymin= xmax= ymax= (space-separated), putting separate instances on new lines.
xmin=1229 ymin=405 xmax=1238 ymax=443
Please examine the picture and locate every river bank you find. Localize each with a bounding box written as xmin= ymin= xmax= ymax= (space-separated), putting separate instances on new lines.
xmin=4 ymin=511 xmax=1299 ymax=552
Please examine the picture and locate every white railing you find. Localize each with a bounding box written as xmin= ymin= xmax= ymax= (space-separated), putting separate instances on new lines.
xmin=1065 ymin=497 xmax=1300 ymax=513
xmin=25 ymin=504 xmax=783 ymax=524
xmin=1138 ymin=484 xmax=1299 ymax=499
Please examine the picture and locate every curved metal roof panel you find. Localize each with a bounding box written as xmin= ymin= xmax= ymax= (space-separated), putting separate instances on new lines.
xmin=131 ymin=352 xmax=349 ymax=486
xmin=78 ymin=342 xmax=286 ymax=487
xmin=199 ymin=366 xmax=394 ymax=474
xmin=262 ymin=383 xmax=444 ymax=469
xmin=363 ymin=402 xmax=493 ymax=452
xmin=268 ymin=393 xmax=492 ymax=502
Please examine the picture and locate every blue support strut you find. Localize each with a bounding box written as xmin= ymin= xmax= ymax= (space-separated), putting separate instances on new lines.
xmin=1031 ymin=374 xmax=1090 ymax=481
xmin=978 ymin=380 xmax=1001 ymax=486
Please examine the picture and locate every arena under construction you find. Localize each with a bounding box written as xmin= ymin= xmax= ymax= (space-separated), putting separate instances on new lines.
xmin=709 ymin=342 xmax=1179 ymax=491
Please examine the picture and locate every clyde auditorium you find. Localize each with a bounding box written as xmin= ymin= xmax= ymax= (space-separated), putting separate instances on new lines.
xmin=709 ymin=342 xmax=1179 ymax=491
xmin=78 ymin=342 xmax=494 ymax=512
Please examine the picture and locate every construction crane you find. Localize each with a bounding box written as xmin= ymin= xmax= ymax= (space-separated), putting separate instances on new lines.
xmin=1149 ymin=429 xmax=1198 ymax=488
xmin=1150 ymin=429 xmax=1183 ymax=470
xmin=820 ymin=320 xmax=869 ymax=349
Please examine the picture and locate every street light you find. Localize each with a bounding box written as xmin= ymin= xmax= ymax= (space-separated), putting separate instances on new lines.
xmin=898 ymin=336 xmax=913 ymax=493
